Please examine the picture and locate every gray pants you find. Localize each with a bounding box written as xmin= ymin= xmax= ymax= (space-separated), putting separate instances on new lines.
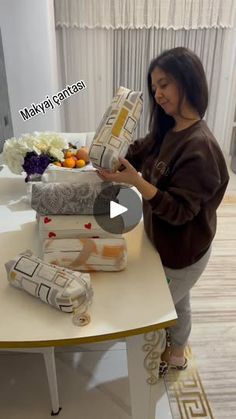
xmin=163 ymin=246 xmax=212 ymax=347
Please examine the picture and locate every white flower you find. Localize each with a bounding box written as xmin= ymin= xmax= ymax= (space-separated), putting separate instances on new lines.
xmin=49 ymin=147 xmax=64 ymax=161
xmin=50 ymin=134 xmax=68 ymax=150
xmin=3 ymin=137 xmax=30 ymax=174
xmin=2 ymin=132 xmax=68 ymax=175
xmin=3 ymin=151 xmax=25 ymax=174
xmin=33 ymin=132 xmax=68 ymax=152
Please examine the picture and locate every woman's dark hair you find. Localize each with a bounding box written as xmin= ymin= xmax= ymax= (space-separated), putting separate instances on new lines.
xmin=147 ymin=47 xmax=208 ymax=153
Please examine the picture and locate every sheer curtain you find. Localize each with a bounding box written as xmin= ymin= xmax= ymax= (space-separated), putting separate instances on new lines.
xmin=113 ymin=27 xmax=227 ymax=140
xmin=55 ymin=0 xmax=236 ymax=153
xmin=54 ymin=0 xmax=236 ymax=29
xmin=56 ymin=27 xmax=114 ymax=133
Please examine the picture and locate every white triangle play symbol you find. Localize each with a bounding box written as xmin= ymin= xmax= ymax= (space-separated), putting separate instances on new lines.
xmin=110 ymin=201 xmax=128 ymax=219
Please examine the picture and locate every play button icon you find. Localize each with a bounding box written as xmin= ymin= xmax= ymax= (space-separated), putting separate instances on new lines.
xmin=110 ymin=201 xmax=128 ymax=219
xmin=93 ymin=184 xmax=143 ymax=235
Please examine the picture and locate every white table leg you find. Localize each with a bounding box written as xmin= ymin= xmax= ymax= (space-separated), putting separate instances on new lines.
xmin=42 ymin=347 xmax=61 ymax=416
xmin=1 ymin=346 xmax=61 ymax=415
xmin=126 ymin=330 xmax=173 ymax=419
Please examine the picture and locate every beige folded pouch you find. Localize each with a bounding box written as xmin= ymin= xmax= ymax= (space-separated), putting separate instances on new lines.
xmin=43 ymin=237 xmax=127 ymax=272
xmin=38 ymin=214 xmax=123 ymax=240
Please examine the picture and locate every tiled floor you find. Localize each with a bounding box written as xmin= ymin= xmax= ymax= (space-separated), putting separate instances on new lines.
xmin=0 ymin=341 xmax=131 ymax=419
xmin=0 ymin=164 xmax=236 ymax=419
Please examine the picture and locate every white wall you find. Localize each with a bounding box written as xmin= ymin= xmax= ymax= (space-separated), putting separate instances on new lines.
xmin=0 ymin=0 xmax=61 ymax=137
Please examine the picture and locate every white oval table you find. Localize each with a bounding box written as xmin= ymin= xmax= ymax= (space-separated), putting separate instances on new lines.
xmin=0 ymin=166 xmax=177 ymax=418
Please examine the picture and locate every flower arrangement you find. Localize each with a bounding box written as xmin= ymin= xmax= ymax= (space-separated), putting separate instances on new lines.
xmin=2 ymin=132 xmax=68 ymax=182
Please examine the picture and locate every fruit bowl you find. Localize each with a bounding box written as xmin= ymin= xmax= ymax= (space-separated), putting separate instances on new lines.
xmin=53 ymin=146 xmax=90 ymax=169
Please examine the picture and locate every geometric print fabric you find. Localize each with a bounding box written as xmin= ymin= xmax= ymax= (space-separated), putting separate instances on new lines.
xmin=5 ymin=252 xmax=92 ymax=313
xmin=89 ymin=86 xmax=143 ymax=171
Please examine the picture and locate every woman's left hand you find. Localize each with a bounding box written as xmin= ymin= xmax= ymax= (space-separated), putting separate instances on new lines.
xmin=97 ymin=158 xmax=140 ymax=186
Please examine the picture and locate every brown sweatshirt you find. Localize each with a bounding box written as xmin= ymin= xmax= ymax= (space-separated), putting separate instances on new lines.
xmin=126 ymin=120 xmax=229 ymax=269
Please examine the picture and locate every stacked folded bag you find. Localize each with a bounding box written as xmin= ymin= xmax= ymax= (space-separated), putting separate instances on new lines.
xmin=31 ymin=165 xmax=127 ymax=272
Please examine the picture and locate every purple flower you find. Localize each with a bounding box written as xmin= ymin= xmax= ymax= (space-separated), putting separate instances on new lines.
xmin=22 ymin=152 xmax=53 ymax=182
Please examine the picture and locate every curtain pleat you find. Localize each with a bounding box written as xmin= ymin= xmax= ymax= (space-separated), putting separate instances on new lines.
xmin=57 ymin=28 xmax=114 ymax=132
xmin=54 ymin=0 xmax=236 ymax=29
xmin=111 ymin=27 xmax=228 ymax=141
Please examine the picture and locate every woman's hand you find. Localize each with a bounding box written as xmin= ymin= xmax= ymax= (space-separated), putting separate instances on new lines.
xmin=97 ymin=157 xmax=158 ymax=200
xmin=97 ymin=158 xmax=140 ymax=186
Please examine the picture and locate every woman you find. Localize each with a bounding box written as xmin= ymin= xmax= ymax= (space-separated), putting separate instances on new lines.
xmin=97 ymin=47 xmax=229 ymax=373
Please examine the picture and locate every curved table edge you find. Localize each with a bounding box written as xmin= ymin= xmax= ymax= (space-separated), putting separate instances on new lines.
xmin=0 ymin=318 xmax=177 ymax=349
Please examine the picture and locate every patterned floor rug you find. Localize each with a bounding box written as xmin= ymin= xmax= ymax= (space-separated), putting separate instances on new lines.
xmin=165 ymin=346 xmax=214 ymax=419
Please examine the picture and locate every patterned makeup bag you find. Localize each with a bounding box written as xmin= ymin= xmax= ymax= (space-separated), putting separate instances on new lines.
xmin=31 ymin=181 xmax=120 ymax=215
xmin=42 ymin=164 xmax=99 ymax=184
xmin=43 ymin=237 xmax=127 ymax=272
xmin=5 ymin=252 xmax=93 ymax=322
xmin=38 ymin=214 xmax=123 ymax=240
xmin=89 ymin=86 xmax=143 ymax=171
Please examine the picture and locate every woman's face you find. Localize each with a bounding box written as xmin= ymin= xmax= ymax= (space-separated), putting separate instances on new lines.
xmin=151 ymin=67 xmax=182 ymax=117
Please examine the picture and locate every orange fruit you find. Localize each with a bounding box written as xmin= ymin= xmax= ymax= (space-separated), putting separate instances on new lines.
xmin=64 ymin=149 xmax=75 ymax=158
xmin=53 ymin=161 xmax=62 ymax=167
xmin=75 ymin=159 xmax=86 ymax=168
xmin=76 ymin=147 xmax=90 ymax=163
xmin=62 ymin=157 xmax=76 ymax=168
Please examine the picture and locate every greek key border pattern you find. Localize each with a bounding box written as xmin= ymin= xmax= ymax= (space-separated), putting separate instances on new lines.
xmin=165 ymin=346 xmax=214 ymax=419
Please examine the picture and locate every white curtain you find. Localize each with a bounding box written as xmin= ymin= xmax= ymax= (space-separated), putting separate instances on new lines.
xmin=55 ymin=0 xmax=236 ymax=152
xmin=56 ymin=27 xmax=114 ymax=132
xmin=55 ymin=0 xmax=236 ymax=29
xmin=113 ymin=27 xmax=226 ymax=140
